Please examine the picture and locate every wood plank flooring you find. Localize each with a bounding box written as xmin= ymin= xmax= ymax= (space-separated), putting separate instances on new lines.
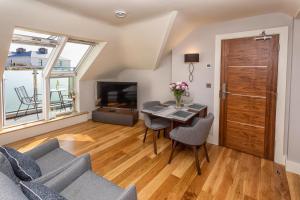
xmin=9 ymin=120 xmax=300 ymax=200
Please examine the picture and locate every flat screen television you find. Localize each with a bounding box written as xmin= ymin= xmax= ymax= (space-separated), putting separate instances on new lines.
xmin=97 ymin=81 xmax=137 ymax=109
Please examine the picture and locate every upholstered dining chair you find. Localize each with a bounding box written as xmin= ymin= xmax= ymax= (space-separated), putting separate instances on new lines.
xmin=168 ymin=113 xmax=214 ymax=175
xmin=142 ymin=101 xmax=170 ymax=154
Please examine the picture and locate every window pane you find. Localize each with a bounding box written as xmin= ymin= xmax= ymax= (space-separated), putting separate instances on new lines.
xmin=49 ymin=77 xmax=75 ymax=119
xmin=3 ymin=42 xmax=52 ymax=126
xmin=13 ymin=28 xmax=57 ymax=40
xmin=6 ymin=43 xmax=53 ymax=68
xmin=52 ymin=41 xmax=91 ymax=72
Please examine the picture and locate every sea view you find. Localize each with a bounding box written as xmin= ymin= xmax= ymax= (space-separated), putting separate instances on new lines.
xmin=4 ymin=70 xmax=70 ymax=113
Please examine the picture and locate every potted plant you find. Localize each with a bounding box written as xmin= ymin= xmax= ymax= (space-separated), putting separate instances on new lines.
xmin=169 ymin=81 xmax=189 ymax=108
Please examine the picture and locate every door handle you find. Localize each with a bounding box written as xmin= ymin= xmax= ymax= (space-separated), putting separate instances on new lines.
xmin=220 ymin=83 xmax=229 ymax=99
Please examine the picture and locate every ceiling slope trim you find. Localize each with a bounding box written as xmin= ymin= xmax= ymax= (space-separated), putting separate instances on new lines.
xmin=296 ymin=9 xmax=300 ymax=18
xmin=154 ymin=11 xmax=178 ymax=69
xmin=77 ymin=42 xmax=107 ymax=80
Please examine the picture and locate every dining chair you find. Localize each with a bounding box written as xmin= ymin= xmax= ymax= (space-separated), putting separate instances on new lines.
xmin=142 ymin=101 xmax=170 ymax=154
xmin=168 ymin=113 xmax=214 ymax=175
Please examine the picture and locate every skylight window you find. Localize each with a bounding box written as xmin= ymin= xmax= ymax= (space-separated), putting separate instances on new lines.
xmin=1 ymin=27 xmax=97 ymax=127
xmin=52 ymin=40 xmax=92 ymax=73
xmin=13 ymin=28 xmax=56 ymax=39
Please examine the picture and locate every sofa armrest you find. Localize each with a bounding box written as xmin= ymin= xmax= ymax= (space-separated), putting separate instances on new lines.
xmin=33 ymin=154 xmax=90 ymax=185
xmin=44 ymin=154 xmax=92 ymax=193
xmin=117 ymin=184 xmax=137 ymax=200
xmin=24 ymin=138 xmax=59 ymax=160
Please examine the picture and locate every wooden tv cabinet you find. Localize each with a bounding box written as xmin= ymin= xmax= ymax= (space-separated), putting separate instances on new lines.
xmin=92 ymin=107 xmax=139 ymax=126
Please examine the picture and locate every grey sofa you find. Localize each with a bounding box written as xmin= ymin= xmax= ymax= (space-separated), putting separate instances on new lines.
xmin=24 ymin=138 xmax=78 ymax=183
xmin=42 ymin=155 xmax=137 ymax=200
xmin=0 ymin=138 xmax=137 ymax=200
xmin=0 ymin=138 xmax=84 ymax=184
xmin=0 ymin=155 xmax=137 ymax=200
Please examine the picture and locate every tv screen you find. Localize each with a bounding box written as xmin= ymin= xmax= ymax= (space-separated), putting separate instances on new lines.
xmin=97 ymin=82 xmax=137 ymax=109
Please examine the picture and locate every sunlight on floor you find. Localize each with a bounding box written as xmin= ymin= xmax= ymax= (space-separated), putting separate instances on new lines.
xmin=59 ymin=134 xmax=95 ymax=142
xmin=17 ymin=138 xmax=49 ymax=152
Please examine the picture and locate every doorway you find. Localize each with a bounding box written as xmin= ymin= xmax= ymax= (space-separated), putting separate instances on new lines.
xmin=219 ymin=34 xmax=279 ymax=160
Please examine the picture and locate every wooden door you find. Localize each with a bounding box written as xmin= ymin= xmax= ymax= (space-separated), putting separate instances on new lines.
xmin=219 ymin=35 xmax=279 ymax=160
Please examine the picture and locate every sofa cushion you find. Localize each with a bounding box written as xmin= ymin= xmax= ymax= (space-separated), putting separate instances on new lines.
xmin=0 ymin=153 xmax=20 ymax=183
xmin=20 ymin=181 xmax=67 ymax=200
xmin=0 ymin=172 xmax=28 ymax=200
xmin=61 ymin=171 xmax=124 ymax=200
xmin=36 ymin=148 xmax=76 ymax=175
xmin=0 ymin=146 xmax=42 ymax=181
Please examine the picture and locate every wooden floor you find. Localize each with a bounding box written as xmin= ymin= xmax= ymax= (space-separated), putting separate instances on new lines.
xmin=9 ymin=120 xmax=300 ymax=200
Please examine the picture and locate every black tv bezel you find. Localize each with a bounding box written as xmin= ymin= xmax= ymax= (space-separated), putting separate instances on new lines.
xmin=97 ymin=81 xmax=138 ymax=109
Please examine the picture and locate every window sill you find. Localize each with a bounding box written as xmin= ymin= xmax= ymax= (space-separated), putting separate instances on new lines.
xmin=0 ymin=112 xmax=88 ymax=136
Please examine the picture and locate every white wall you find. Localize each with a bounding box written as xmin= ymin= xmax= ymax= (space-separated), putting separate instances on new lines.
xmin=117 ymin=54 xmax=173 ymax=116
xmin=172 ymin=13 xmax=293 ymax=114
xmin=77 ymin=54 xmax=173 ymax=118
xmin=171 ymin=13 xmax=294 ymax=165
xmin=77 ymin=80 xmax=97 ymax=118
xmin=286 ymin=18 xmax=300 ymax=174
xmin=0 ymin=0 xmax=182 ymax=82
xmin=0 ymin=113 xmax=89 ymax=145
xmin=114 ymin=13 xmax=295 ymax=130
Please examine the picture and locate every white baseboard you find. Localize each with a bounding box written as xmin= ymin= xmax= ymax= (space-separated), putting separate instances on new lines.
xmin=286 ymin=160 xmax=300 ymax=175
xmin=0 ymin=113 xmax=89 ymax=145
xmin=207 ymin=133 xmax=218 ymax=145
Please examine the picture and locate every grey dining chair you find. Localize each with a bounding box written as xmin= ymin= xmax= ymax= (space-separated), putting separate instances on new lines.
xmin=142 ymin=101 xmax=170 ymax=154
xmin=168 ymin=113 xmax=214 ymax=175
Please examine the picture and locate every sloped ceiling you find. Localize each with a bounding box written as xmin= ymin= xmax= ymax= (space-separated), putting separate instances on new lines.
xmin=1 ymin=0 xmax=300 ymax=80
xmin=120 ymin=11 xmax=177 ymax=69
xmin=35 ymin=0 xmax=300 ymax=25
xmin=297 ymin=10 xmax=300 ymax=18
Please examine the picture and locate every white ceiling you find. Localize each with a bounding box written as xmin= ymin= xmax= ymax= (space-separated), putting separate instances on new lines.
xmin=1 ymin=0 xmax=299 ymax=80
xmin=35 ymin=0 xmax=300 ymax=25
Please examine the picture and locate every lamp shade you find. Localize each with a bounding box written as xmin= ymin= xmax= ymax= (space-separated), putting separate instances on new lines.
xmin=184 ymin=53 xmax=199 ymax=63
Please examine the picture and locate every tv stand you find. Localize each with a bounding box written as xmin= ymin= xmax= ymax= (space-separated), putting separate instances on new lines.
xmin=92 ymin=107 xmax=139 ymax=126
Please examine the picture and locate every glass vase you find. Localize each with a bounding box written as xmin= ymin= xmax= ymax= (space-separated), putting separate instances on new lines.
xmin=175 ymin=95 xmax=182 ymax=109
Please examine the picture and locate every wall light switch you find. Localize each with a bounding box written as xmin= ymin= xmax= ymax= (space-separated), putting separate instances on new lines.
xmin=206 ymin=83 xmax=212 ymax=88
xmin=207 ymin=64 xmax=212 ymax=68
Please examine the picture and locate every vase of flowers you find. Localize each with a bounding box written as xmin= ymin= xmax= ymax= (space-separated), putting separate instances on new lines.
xmin=169 ymin=81 xmax=189 ymax=108
xmin=70 ymin=90 xmax=76 ymax=113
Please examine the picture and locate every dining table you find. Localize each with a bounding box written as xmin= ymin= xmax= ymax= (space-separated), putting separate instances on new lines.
xmin=141 ymin=102 xmax=207 ymax=131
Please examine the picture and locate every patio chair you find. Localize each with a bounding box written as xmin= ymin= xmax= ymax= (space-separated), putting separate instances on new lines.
xmin=62 ymin=92 xmax=73 ymax=111
xmin=14 ymin=86 xmax=40 ymax=119
xmin=50 ymin=90 xmax=73 ymax=112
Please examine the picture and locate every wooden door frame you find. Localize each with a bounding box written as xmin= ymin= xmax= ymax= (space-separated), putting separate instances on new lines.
xmin=211 ymin=27 xmax=289 ymax=165
xmin=219 ymin=36 xmax=279 ymax=161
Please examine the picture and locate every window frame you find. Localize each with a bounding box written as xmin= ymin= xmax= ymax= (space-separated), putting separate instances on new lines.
xmin=0 ymin=28 xmax=96 ymax=128
xmin=50 ymin=39 xmax=95 ymax=78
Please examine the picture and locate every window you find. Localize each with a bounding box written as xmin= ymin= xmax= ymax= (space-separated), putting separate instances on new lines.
xmin=13 ymin=28 xmax=57 ymax=39
xmin=52 ymin=40 xmax=92 ymax=74
xmin=49 ymin=77 xmax=75 ymax=118
xmin=49 ymin=39 xmax=94 ymax=118
xmin=3 ymin=37 xmax=55 ymax=126
xmin=1 ymin=28 xmax=95 ymax=127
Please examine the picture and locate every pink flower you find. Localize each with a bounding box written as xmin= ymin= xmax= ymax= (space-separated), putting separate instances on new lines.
xmin=169 ymin=81 xmax=188 ymax=92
